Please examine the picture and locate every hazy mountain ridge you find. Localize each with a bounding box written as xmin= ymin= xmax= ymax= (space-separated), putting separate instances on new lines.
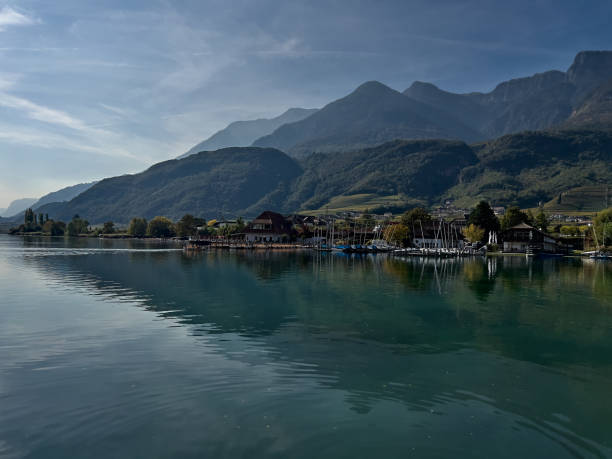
xmin=178 ymin=108 xmax=318 ymax=159
xmin=33 ymin=181 xmax=98 ymax=210
xmin=1 ymin=181 xmax=97 ymax=222
xmin=0 ymin=198 xmax=37 ymax=218
xmin=253 ymin=81 xmax=482 ymax=157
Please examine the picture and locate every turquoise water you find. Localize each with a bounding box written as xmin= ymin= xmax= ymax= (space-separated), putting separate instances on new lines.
xmin=0 ymin=235 xmax=611 ymax=458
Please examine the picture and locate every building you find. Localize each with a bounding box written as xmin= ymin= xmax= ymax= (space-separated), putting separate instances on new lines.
xmin=244 ymin=211 xmax=294 ymax=243
xmin=210 ymin=219 xmax=237 ymax=229
xmin=502 ymin=222 xmax=558 ymax=253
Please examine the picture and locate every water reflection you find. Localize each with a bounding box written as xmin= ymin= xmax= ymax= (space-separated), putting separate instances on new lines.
xmin=1 ymin=236 xmax=612 ymax=458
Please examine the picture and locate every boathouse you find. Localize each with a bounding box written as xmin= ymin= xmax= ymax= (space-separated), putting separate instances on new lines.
xmin=244 ymin=211 xmax=293 ymax=243
xmin=502 ymin=222 xmax=558 ymax=253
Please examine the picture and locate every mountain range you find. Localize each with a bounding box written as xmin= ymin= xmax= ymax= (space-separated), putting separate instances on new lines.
xmin=250 ymin=51 xmax=612 ymax=156
xmin=7 ymin=50 xmax=612 ymax=225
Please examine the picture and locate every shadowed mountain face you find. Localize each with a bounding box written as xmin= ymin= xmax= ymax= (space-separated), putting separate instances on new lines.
xmin=567 ymin=51 xmax=612 ymax=103
xmin=405 ymin=51 xmax=612 ymax=139
xmin=564 ymin=78 xmax=612 ymax=130
xmin=178 ymin=108 xmax=318 ymax=159
xmin=252 ymin=81 xmax=482 ymax=157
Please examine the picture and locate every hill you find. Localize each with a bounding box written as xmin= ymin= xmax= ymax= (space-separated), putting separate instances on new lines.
xmin=543 ymin=185 xmax=611 ymax=212
xmin=36 ymin=147 xmax=303 ymax=223
xmin=178 ymin=108 xmax=318 ymax=159
xmin=252 ymin=81 xmax=482 ymax=157
xmin=284 ymin=139 xmax=477 ymax=211
xmin=444 ymin=130 xmax=612 ymax=208
xmin=36 ymin=130 xmax=612 ymax=223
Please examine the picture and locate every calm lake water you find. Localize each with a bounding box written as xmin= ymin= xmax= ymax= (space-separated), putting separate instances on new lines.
xmin=0 ymin=235 xmax=611 ymax=458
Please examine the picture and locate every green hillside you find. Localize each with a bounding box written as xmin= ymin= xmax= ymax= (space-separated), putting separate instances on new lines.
xmin=36 ymin=147 xmax=303 ymax=223
xmin=543 ymin=185 xmax=611 ymax=212
xmin=284 ymin=139 xmax=477 ymax=211
xmin=33 ymin=130 xmax=612 ymax=224
xmin=444 ymin=130 xmax=612 ymax=208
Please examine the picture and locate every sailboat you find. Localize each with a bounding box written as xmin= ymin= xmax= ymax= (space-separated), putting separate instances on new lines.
xmin=589 ymin=224 xmax=610 ymax=259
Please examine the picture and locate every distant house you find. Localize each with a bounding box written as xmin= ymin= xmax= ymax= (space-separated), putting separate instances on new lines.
xmin=211 ymin=219 xmax=237 ymax=229
xmin=412 ymin=221 xmax=465 ymax=249
xmin=244 ymin=211 xmax=294 ymax=243
xmin=502 ymin=222 xmax=558 ymax=253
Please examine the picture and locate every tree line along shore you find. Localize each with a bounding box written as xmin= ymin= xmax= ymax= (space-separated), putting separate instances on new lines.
xmin=7 ymin=202 xmax=612 ymax=252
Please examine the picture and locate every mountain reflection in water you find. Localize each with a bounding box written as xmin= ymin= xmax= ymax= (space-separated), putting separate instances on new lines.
xmin=0 ymin=235 xmax=611 ymax=459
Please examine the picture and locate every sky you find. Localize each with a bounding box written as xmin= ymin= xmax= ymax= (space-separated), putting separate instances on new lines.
xmin=0 ymin=0 xmax=611 ymax=208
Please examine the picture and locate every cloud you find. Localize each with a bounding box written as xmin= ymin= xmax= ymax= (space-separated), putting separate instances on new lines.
xmin=0 ymin=6 xmax=35 ymax=31
xmin=0 ymin=93 xmax=89 ymax=130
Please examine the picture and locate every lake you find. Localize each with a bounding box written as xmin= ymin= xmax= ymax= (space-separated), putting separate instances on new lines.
xmin=0 ymin=234 xmax=611 ymax=458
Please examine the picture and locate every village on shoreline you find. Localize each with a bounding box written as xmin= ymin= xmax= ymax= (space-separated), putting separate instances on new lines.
xmin=7 ymin=201 xmax=612 ymax=258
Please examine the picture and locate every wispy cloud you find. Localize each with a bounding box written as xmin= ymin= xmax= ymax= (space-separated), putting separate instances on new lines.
xmin=0 ymin=92 xmax=89 ymax=131
xmin=0 ymin=6 xmax=35 ymax=31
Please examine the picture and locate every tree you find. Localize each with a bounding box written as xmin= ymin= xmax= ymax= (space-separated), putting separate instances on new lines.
xmin=401 ymin=207 xmax=432 ymax=227
xmin=38 ymin=213 xmax=44 ymax=226
xmin=102 ymin=221 xmax=115 ymax=234
xmin=383 ymin=223 xmax=411 ymax=247
xmin=45 ymin=214 xmax=49 ymax=222
xmin=560 ymin=225 xmax=580 ymax=236
xmin=500 ymin=206 xmax=530 ymax=230
xmin=24 ymin=208 xmax=34 ymax=225
xmin=42 ymin=220 xmax=66 ymax=236
xmin=128 ymin=218 xmax=148 ymax=237
xmin=176 ymin=214 xmax=205 ymax=237
xmin=147 ymin=216 xmax=176 ymax=238
xmin=534 ymin=208 xmax=549 ymax=231
xmin=593 ymin=207 xmax=612 ymax=247
xmin=467 ymin=201 xmax=500 ymax=241
xmin=462 ymin=224 xmax=485 ymax=243
xmin=235 ymin=217 xmax=246 ymax=233
xmin=67 ymin=216 xmax=89 ymax=236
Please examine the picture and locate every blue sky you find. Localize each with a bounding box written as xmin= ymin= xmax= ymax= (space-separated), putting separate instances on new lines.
xmin=0 ymin=0 xmax=611 ymax=207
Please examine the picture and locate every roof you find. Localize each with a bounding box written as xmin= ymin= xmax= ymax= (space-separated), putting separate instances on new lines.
xmin=509 ymin=222 xmax=534 ymax=230
xmin=504 ymin=222 xmax=559 ymax=241
xmin=245 ymin=211 xmax=293 ymax=234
